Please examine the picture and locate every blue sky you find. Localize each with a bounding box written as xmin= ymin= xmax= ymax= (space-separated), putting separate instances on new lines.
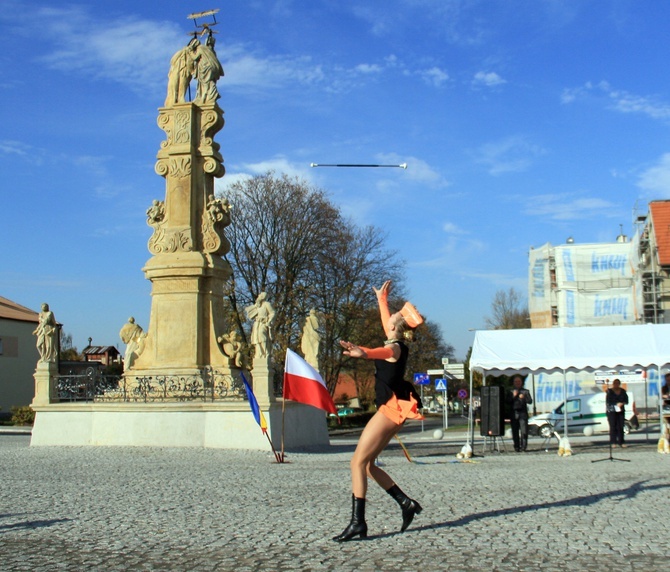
xmin=2 ymin=0 xmax=670 ymax=360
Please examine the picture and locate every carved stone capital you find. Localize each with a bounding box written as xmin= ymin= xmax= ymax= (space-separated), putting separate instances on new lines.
xmin=148 ymin=226 xmax=193 ymax=255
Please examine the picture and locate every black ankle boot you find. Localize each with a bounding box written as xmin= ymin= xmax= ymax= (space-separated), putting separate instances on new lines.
xmin=333 ymin=495 xmax=367 ymax=542
xmin=386 ymin=484 xmax=422 ymax=532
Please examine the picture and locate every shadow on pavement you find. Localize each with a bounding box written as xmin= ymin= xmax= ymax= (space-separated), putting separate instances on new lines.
xmin=368 ymin=479 xmax=670 ymax=539
xmin=0 ymin=517 xmax=72 ymax=533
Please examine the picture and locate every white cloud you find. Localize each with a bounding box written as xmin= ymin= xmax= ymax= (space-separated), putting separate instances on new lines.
xmin=0 ymin=140 xmax=31 ymax=156
xmin=220 ymin=47 xmax=326 ymax=90
xmin=375 ymin=152 xmax=449 ymax=188
xmin=473 ymin=71 xmax=506 ymax=87
xmin=419 ymin=67 xmax=449 ymax=87
xmin=457 ymin=270 xmax=527 ymax=289
xmin=20 ymin=6 xmax=397 ymax=98
xmin=637 ymin=153 xmax=670 ymax=198
xmin=561 ymin=80 xmax=670 ymax=121
xmin=443 ymin=222 xmax=467 ymax=235
xmin=33 ymin=6 xmax=181 ymax=96
xmin=216 ymin=156 xmax=314 ymax=193
xmin=521 ymin=192 xmax=619 ymax=221
xmin=354 ymin=63 xmax=383 ymax=74
xmin=474 ymin=136 xmax=545 ymax=175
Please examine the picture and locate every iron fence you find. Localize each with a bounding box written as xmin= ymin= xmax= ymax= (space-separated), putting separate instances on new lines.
xmin=55 ymin=367 xmax=245 ymax=403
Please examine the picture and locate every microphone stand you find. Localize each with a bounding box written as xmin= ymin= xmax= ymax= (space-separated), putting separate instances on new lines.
xmin=592 ymin=429 xmax=629 ymax=464
xmin=592 ymin=439 xmax=629 ymax=463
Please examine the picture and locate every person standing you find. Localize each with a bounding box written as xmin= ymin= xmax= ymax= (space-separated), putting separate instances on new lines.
xmin=508 ymin=375 xmax=532 ymax=452
xmin=334 ymin=280 xmax=424 ymax=541
xmin=606 ymin=379 xmax=629 ymax=448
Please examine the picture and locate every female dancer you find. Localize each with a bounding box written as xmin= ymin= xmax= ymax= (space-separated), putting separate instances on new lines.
xmin=334 ymin=280 xmax=424 ymax=542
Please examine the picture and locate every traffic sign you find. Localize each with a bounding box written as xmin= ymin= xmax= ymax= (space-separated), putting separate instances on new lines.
xmin=414 ymin=373 xmax=430 ymax=385
xmin=435 ymin=379 xmax=447 ymax=391
xmin=458 ymin=388 xmax=468 ymax=399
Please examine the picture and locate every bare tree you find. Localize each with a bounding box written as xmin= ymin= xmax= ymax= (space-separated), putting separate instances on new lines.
xmin=485 ymin=287 xmax=530 ymax=330
xmin=219 ymin=172 xmax=405 ymax=393
xmin=59 ymin=330 xmax=81 ymax=361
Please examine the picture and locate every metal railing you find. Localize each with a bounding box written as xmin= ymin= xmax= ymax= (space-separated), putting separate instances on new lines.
xmin=54 ymin=367 xmax=245 ymax=403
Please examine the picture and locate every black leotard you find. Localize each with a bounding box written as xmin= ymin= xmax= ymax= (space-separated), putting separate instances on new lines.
xmin=374 ymin=341 xmax=422 ymax=409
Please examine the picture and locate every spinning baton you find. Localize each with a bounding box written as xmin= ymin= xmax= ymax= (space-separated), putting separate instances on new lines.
xmin=310 ymin=163 xmax=407 ymax=169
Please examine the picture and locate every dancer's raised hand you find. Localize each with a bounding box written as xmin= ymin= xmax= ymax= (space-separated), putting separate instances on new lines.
xmin=373 ymin=280 xmax=392 ymax=300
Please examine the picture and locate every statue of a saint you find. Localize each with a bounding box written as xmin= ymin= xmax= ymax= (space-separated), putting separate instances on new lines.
xmin=300 ymin=308 xmax=321 ymax=369
xmin=33 ymin=303 xmax=58 ymax=363
xmin=194 ymin=34 xmax=224 ymax=104
xmin=119 ymin=317 xmax=144 ymax=370
xmin=218 ymin=330 xmax=247 ymax=369
xmin=244 ymin=292 xmax=275 ymax=359
xmin=165 ymin=37 xmax=200 ymax=107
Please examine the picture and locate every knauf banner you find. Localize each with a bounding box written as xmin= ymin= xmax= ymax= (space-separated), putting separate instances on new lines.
xmin=554 ymin=242 xmax=635 ymax=286
xmin=558 ymin=287 xmax=638 ymax=326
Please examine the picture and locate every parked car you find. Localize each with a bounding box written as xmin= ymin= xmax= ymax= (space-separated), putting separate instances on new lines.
xmin=335 ymin=407 xmax=363 ymax=417
xmin=528 ymin=392 xmax=639 ymax=438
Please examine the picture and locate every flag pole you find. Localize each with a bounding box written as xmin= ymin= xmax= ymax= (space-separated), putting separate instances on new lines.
xmin=265 ymin=431 xmax=281 ymax=463
xmin=280 ymin=395 xmax=286 ymax=463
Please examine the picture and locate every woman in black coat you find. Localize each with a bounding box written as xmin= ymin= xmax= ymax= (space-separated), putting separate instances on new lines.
xmin=606 ymin=379 xmax=629 ymax=447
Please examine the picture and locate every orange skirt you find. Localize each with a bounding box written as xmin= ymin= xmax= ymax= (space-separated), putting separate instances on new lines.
xmin=379 ymin=393 xmax=425 ymax=425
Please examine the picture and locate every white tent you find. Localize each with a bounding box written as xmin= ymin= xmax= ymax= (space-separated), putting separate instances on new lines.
xmin=470 ymin=324 xmax=670 ymax=373
xmin=467 ymin=324 xmax=670 ymax=447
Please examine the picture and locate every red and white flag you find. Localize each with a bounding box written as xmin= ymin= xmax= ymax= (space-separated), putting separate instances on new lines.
xmin=283 ymin=348 xmax=337 ymax=415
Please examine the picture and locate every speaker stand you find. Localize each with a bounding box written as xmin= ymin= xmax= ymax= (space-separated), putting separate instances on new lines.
xmin=482 ymin=435 xmax=507 ymax=454
xmin=592 ymin=441 xmax=629 ymax=463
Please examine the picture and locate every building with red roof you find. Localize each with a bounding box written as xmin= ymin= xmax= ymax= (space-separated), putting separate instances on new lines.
xmin=639 ymin=200 xmax=670 ymax=323
xmin=0 ymin=296 xmax=40 ymax=414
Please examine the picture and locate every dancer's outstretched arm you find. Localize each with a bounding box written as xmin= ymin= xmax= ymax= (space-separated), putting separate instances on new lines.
xmin=373 ymin=280 xmax=392 ymax=338
xmin=340 ymin=340 xmax=400 ymax=360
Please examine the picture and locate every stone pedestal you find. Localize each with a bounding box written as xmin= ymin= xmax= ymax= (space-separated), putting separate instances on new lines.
xmin=31 ymin=361 xmax=58 ymax=407
xmin=251 ymin=357 xmax=276 ymax=407
xmin=30 ymin=401 xmax=330 ymax=451
xmin=130 ymin=102 xmax=233 ymax=379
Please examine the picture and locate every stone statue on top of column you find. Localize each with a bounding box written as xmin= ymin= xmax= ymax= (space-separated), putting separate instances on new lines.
xmin=194 ymin=32 xmax=224 ymax=104
xmin=165 ymin=37 xmax=200 ymax=108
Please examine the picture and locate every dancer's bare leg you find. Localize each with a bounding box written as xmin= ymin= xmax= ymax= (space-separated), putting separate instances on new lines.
xmin=351 ymin=411 xmax=401 ymax=497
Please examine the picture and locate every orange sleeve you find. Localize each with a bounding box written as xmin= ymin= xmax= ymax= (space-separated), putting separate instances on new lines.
xmin=360 ymin=346 xmax=395 ymax=360
xmin=377 ymin=296 xmax=392 ymax=337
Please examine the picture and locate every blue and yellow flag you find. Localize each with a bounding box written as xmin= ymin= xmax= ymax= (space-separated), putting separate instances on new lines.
xmin=241 ymin=372 xmax=268 ymax=434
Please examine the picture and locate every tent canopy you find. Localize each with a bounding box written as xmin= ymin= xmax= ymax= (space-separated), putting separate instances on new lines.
xmin=470 ymin=324 xmax=670 ymax=374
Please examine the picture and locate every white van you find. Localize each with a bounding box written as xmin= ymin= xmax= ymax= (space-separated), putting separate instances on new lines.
xmin=528 ymin=392 xmax=639 ymax=438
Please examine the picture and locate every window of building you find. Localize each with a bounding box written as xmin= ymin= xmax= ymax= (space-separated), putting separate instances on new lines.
xmin=551 ymin=306 xmax=558 ymax=326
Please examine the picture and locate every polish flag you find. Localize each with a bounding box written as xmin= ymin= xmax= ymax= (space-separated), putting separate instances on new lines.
xmin=283 ymin=348 xmax=338 ymax=415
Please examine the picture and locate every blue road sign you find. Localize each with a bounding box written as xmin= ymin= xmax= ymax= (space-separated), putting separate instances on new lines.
xmin=435 ymin=379 xmax=447 ymax=391
xmin=414 ymin=373 xmax=430 ymax=385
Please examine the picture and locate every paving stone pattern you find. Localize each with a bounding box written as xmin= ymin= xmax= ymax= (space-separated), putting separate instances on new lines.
xmin=0 ymin=434 xmax=668 ymax=571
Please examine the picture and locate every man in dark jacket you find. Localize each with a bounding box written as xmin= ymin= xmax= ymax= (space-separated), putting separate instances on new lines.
xmin=509 ymin=375 xmax=533 ymax=452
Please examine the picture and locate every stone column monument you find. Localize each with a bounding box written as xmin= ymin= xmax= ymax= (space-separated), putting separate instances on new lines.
xmin=30 ymin=16 xmax=328 ymax=450
xmin=127 ymin=30 xmax=237 ymax=387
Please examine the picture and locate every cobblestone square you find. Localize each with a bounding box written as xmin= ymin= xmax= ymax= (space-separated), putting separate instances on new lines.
xmin=0 ymin=433 xmax=668 ymax=571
